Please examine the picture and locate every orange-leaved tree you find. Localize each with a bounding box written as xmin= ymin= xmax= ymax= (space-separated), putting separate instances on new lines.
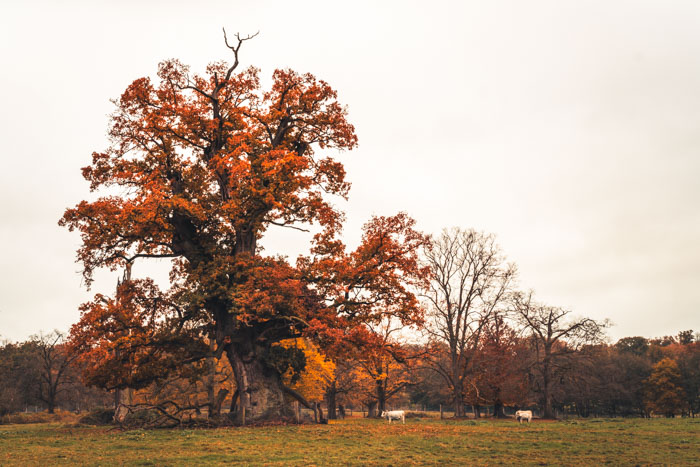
xmin=470 ymin=315 xmax=529 ymax=418
xmin=351 ymin=318 xmax=422 ymax=417
xmin=61 ymin=32 xmax=427 ymax=423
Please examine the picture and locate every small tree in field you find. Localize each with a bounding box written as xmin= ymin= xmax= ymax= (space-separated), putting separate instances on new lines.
xmin=645 ymin=357 xmax=686 ymax=418
xmin=61 ymin=32 xmax=428 ymax=423
xmin=354 ymin=319 xmax=421 ymax=417
xmin=323 ymin=357 xmax=360 ymax=420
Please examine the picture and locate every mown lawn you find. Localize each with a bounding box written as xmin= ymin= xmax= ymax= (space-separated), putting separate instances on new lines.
xmin=0 ymin=417 xmax=698 ymax=465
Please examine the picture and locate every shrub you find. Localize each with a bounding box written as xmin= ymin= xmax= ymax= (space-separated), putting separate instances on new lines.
xmin=78 ymin=408 xmax=115 ymax=425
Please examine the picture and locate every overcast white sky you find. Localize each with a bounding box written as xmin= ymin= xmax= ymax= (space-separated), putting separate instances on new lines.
xmin=1 ymin=0 xmax=698 ymax=342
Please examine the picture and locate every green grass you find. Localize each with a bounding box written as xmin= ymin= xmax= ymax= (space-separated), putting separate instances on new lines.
xmin=0 ymin=417 xmax=698 ymax=465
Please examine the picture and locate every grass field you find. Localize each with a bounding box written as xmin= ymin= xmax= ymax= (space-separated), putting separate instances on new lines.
xmin=1 ymin=416 xmax=698 ymax=465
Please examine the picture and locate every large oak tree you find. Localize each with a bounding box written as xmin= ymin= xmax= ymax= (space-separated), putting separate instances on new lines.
xmin=61 ymin=33 xmax=427 ymax=422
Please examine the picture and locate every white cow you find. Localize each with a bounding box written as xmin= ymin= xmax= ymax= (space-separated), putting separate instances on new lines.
xmin=381 ymin=410 xmax=405 ymax=424
xmin=515 ymin=410 xmax=532 ymax=424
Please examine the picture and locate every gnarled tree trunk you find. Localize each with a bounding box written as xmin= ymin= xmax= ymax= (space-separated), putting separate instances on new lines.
xmin=225 ymin=340 xmax=292 ymax=423
xmin=114 ymin=387 xmax=132 ymax=423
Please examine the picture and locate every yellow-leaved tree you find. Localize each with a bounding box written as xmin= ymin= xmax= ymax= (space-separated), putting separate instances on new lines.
xmin=279 ymin=339 xmax=335 ymax=404
xmin=644 ymin=357 xmax=687 ymax=417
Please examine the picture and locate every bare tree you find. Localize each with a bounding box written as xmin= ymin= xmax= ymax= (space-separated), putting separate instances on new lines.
xmin=422 ymin=228 xmax=516 ymax=417
xmin=513 ymin=292 xmax=608 ymax=418
xmin=32 ymin=331 xmax=78 ymax=414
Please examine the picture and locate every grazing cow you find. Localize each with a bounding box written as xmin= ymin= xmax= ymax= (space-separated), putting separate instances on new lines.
xmin=515 ymin=410 xmax=532 ymax=424
xmin=381 ymin=410 xmax=405 ymax=424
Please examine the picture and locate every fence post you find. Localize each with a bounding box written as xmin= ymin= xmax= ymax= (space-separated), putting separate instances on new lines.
xmin=241 ymin=406 xmax=246 ymax=426
xmin=440 ymin=404 xmax=443 ymax=420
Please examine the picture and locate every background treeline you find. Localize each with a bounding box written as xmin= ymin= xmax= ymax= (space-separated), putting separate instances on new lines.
xmin=1 ymin=324 xmax=697 ymax=421
xmin=0 ymin=331 xmax=111 ymax=417
xmin=405 ymin=329 xmax=699 ymax=419
xmin=1 ymin=229 xmax=697 ymax=423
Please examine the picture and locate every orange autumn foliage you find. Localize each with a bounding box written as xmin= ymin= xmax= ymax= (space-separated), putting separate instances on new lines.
xmin=130 ymin=353 xmax=235 ymax=416
xmin=60 ymin=33 xmax=428 ymax=420
xmin=67 ymin=279 xmax=211 ymax=391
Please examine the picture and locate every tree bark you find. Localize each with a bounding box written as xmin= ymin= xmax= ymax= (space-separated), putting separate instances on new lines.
xmin=493 ymin=396 xmax=506 ymax=418
xmin=453 ymin=379 xmax=465 ymax=417
xmin=376 ymin=379 xmax=387 ymax=415
xmin=542 ymin=351 xmax=555 ymax=419
xmin=113 ymin=387 xmax=132 ymax=423
xmin=226 ymin=341 xmax=292 ymax=422
xmin=316 ymin=403 xmax=326 ymax=423
xmin=367 ymin=401 xmax=377 ymax=417
xmin=229 ymin=389 xmax=239 ymax=414
xmin=205 ymin=340 xmax=217 ymax=417
xmin=326 ymin=380 xmax=337 ymax=420
xmin=46 ymin=383 xmax=57 ymax=414
xmin=211 ymin=389 xmax=229 ymax=417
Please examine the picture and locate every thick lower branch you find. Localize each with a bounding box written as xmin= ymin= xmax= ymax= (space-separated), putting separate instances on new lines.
xmin=282 ymin=385 xmax=313 ymax=410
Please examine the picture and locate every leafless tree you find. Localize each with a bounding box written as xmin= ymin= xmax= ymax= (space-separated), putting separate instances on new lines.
xmin=32 ymin=331 xmax=78 ymax=414
xmin=512 ymin=292 xmax=608 ymax=418
xmin=422 ymin=228 xmax=516 ymax=417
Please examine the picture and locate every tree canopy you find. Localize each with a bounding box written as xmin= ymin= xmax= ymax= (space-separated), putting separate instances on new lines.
xmin=61 ymin=33 xmax=428 ymax=422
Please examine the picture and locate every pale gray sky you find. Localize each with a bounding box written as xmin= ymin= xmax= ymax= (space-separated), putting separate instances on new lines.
xmin=0 ymin=0 xmax=698 ymax=342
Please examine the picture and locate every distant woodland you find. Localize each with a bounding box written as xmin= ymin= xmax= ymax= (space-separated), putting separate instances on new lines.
xmin=1 ymin=326 xmax=697 ymax=425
